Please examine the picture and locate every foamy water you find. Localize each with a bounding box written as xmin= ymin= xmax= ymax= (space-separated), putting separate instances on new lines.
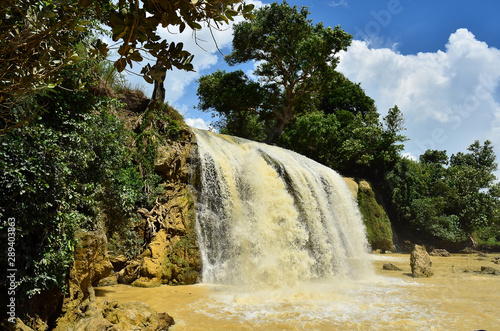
xmin=184 ymin=278 xmax=433 ymax=330
xmin=192 ymin=129 xmax=373 ymax=288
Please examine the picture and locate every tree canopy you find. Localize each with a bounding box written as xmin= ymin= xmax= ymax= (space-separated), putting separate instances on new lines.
xmin=386 ymin=141 xmax=500 ymax=244
xmin=198 ymin=1 xmax=352 ymax=143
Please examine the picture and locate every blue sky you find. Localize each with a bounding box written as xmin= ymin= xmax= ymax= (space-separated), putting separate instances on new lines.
xmin=123 ymin=0 xmax=500 ymax=164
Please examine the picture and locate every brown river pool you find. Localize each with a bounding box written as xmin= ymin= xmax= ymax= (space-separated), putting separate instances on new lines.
xmin=95 ymin=253 xmax=500 ymax=330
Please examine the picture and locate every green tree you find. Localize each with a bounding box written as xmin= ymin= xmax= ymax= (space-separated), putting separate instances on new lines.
xmin=278 ymin=111 xmax=341 ymax=166
xmin=447 ymin=140 xmax=500 ymax=234
xmin=219 ymin=1 xmax=352 ymax=143
xmin=279 ymin=105 xmax=406 ymax=180
xmin=196 ymin=70 xmax=269 ymax=140
xmin=385 ymin=141 xmax=500 ymax=245
xmin=321 ymin=72 xmax=377 ymax=116
xmin=0 ymin=0 xmax=99 ymax=132
xmin=0 ymin=0 xmax=254 ymax=133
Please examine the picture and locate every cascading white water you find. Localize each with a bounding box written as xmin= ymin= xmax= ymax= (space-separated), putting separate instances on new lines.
xmin=193 ymin=129 xmax=373 ymax=288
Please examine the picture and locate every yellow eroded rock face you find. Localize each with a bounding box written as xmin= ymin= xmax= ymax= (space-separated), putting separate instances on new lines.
xmin=342 ymin=177 xmax=359 ymax=198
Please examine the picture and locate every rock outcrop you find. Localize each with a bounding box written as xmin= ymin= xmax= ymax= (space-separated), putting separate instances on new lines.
xmin=383 ymin=263 xmax=402 ymax=271
xmin=429 ymin=248 xmax=451 ymax=257
xmin=112 ymin=128 xmax=201 ymax=286
xmin=55 ymin=229 xmax=114 ymax=329
xmin=346 ymin=178 xmax=394 ymax=252
xmin=56 ymin=287 xmax=174 ymax=330
xmin=480 ymin=266 xmax=500 ymax=275
xmin=410 ymin=245 xmax=433 ymax=278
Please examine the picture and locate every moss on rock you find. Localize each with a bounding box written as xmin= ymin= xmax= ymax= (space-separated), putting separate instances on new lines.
xmin=356 ymin=180 xmax=394 ymax=251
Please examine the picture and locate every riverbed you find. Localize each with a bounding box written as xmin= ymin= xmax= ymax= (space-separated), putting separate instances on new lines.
xmin=95 ymin=253 xmax=500 ymax=330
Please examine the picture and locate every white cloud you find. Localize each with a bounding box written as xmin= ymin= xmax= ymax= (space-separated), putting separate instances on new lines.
xmin=337 ymin=28 xmax=500 ymax=156
xmin=185 ymin=117 xmax=211 ymax=130
xmin=338 ymin=29 xmax=500 ymax=122
xmin=402 ymin=152 xmax=418 ymax=162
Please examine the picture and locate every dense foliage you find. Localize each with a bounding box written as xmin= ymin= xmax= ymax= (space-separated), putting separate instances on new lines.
xmin=386 ymin=142 xmax=500 ymax=245
xmin=280 ymin=105 xmax=406 ymax=180
xmin=0 ymin=55 xmax=146 ymax=301
xmin=0 ymin=49 xmax=186 ymax=311
xmin=0 ymin=0 xmax=101 ymax=133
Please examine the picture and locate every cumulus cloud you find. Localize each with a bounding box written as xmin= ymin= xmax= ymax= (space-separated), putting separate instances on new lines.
xmin=338 ymin=29 xmax=500 ymax=122
xmin=185 ymin=118 xmax=211 ymax=130
xmin=338 ymin=28 xmax=500 ymax=155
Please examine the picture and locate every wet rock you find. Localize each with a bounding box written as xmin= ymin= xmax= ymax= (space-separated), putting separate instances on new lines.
xmin=155 ymin=133 xmax=194 ymax=183
xmin=117 ymin=260 xmax=141 ymax=284
xmin=480 ymin=266 xmax=500 ymax=275
xmin=383 ymin=263 xmax=402 ymax=271
xmin=109 ymin=255 xmax=128 ymax=272
xmin=1 ymin=318 xmax=35 ymax=331
xmin=96 ymin=273 xmax=118 ymax=287
xmin=100 ymin=301 xmax=162 ymax=330
xmin=410 ymin=245 xmax=433 ymax=278
xmin=356 ymin=179 xmax=394 ymax=252
xmin=158 ymin=312 xmax=176 ymax=330
xmin=429 ymin=248 xmax=451 ymax=257
xmin=71 ymin=229 xmax=114 ymax=292
xmin=56 ymin=286 xmax=174 ymax=330
xmin=57 ymin=229 xmax=113 ymax=326
xmin=73 ymin=316 xmax=115 ymax=331
xmin=132 ymin=277 xmax=162 ymax=288
xmin=342 ymin=177 xmax=358 ymax=198
xmin=459 ymin=247 xmax=478 ymax=254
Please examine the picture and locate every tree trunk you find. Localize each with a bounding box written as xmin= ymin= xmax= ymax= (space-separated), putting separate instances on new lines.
xmin=147 ymin=62 xmax=166 ymax=111
xmin=265 ymin=97 xmax=294 ymax=144
xmin=265 ymin=117 xmax=286 ymax=144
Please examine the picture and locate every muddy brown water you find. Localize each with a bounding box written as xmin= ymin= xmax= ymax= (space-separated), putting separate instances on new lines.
xmin=95 ymin=253 xmax=500 ymax=330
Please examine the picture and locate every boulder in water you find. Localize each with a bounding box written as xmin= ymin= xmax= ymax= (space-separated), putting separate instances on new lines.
xmin=100 ymin=300 xmax=168 ymax=330
xmin=57 ymin=287 xmax=174 ymax=330
xmin=410 ymin=245 xmax=433 ymax=278
xmin=96 ymin=273 xmax=118 ymax=287
xmin=383 ymin=263 xmax=402 ymax=271
xmin=480 ymin=266 xmax=500 ymax=275
xmin=429 ymin=248 xmax=451 ymax=257
xmin=459 ymin=247 xmax=478 ymax=254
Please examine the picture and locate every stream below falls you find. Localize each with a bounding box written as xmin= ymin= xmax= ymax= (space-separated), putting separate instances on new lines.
xmin=96 ymin=253 xmax=500 ymax=331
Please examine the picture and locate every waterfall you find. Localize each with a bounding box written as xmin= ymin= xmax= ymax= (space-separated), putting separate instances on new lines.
xmin=192 ymin=129 xmax=373 ymax=288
